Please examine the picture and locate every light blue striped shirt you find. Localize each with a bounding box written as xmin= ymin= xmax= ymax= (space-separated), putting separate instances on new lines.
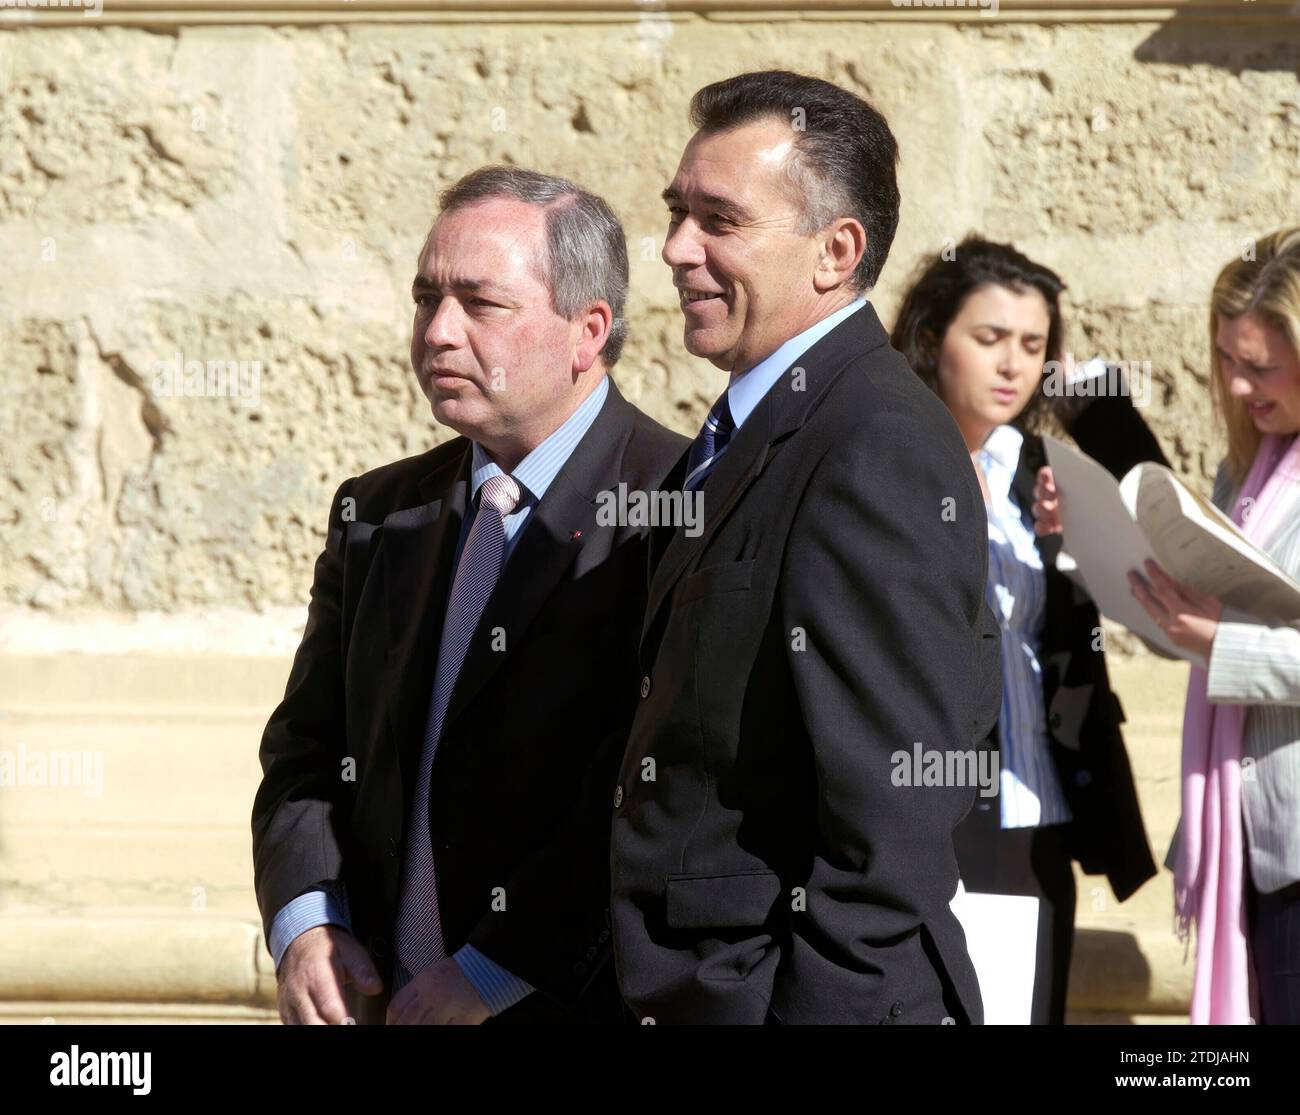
xmin=269 ymin=376 xmax=610 ymax=1017
xmin=977 ymin=424 xmax=1073 ymax=829
xmin=725 ymin=297 xmax=866 ymax=431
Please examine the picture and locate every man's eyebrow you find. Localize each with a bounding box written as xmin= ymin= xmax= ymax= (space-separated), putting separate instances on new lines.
xmin=661 ymin=186 xmax=754 ymax=223
xmin=410 ymin=275 xmax=497 ymax=294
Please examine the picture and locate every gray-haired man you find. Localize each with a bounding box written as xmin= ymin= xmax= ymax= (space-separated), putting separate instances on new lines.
xmin=252 ymin=166 xmax=686 ymax=1024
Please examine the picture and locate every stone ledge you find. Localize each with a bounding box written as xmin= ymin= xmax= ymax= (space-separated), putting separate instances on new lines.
xmin=1070 ymin=920 xmax=1192 ymax=1015
xmin=6 ymin=0 xmax=1297 ymax=29
xmin=0 ymin=915 xmax=276 ymax=1006
xmin=0 ymin=910 xmax=1190 ymax=1018
xmin=0 ymin=1000 xmax=279 ymax=1024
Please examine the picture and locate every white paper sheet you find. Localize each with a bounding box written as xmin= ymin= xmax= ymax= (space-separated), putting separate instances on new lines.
xmin=1042 ymin=435 xmax=1190 ymax=660
xmin=949 ymin=880 xmax=1040 ymax=1025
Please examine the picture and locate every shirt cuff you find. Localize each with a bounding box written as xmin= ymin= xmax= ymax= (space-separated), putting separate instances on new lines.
xmin=268 ymin=887 xmax=352 ymax=972
xmin=452 ymin=944 xmax=534 ymax=1016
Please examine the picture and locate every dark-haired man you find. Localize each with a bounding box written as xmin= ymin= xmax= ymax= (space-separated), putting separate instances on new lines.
xmin=610 ymin=71 xmax=1002 ymax=1024
xmin=253 ymin=166 xmax=686 ymax=1025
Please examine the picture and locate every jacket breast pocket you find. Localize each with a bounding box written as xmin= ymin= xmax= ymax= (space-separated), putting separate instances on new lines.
xmin=664 ymin=869 xmax=782 ymax=931
xmin=678 ymin=559 xmax=754 ymax=605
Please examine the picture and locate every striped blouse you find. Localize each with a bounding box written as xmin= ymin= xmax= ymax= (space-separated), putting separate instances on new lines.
xmin=978 ymin=425 xmax=1073 ymax=829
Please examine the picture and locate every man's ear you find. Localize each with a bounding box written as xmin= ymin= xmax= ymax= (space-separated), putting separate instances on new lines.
xmin=812 ymin=217 xmax=866 ymax=293
xmin=573 ymin=300 xmax=613 ymax=377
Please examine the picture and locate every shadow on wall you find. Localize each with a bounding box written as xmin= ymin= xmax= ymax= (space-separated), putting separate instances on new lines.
xmin=1135 ymin=13 xmax=1300 ymax=71
xmin=1071 ymin=927 xmax=1157 ymax=1022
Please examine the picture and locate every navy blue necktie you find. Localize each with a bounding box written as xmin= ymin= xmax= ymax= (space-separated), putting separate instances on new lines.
xmin=684 ymin=390 xmax=735 ymax=491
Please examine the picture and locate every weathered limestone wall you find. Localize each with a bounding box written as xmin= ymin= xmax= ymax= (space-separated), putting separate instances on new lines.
xmin=0 ymin=4 xmax=1296 ymax=1023
xmin=2 ymin=11 xmax=1298 ymax=635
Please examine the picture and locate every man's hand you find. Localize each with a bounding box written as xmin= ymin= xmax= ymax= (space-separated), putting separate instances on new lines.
xmin=1128 ymin=558 xmax=1223 ymax=661
xmin=385 ymin=957 xmax=491 ymax=1025
xmin=1032 ymin=466 xmax=1063 ymax=537
xmin=277 ymin=924 xmax=383 ymax=1025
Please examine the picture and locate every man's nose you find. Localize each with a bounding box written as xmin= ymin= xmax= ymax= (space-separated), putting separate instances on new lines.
xmin=424 ymin=298 xmax=463 ymax=349
xmin=662 ymin=220 xmax=705 ymax=271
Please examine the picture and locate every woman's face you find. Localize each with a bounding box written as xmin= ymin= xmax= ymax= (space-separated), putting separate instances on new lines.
xmin=935 ymin=282 xmax=1051 ymax=446
xmin=1216 ymin=311 xmax=1300 ymax=437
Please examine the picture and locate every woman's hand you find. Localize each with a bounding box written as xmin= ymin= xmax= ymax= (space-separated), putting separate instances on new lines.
xmin=1032 ymin=466 xmax=1063 ymax=536
xmin=1128 ymin=559 xmax=1224 ymax=660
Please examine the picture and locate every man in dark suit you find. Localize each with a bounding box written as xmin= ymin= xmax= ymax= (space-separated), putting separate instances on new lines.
xmin=610 ymin=71 xmax=1003 ymax=1024
xmin=252 ymin=166 xmax=686 ymax=1025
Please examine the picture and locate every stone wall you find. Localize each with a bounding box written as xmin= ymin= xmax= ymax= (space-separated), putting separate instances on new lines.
xmin=0 ymin=1 xmax=1297 ymax=1023
xmin=2 ymin=6 xmax=1297 ymax=638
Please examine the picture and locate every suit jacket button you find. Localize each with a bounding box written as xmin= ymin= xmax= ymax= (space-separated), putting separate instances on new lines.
xmin=613 ymin=785 xmax=624 ymax=808
xmin=585 ymin=946 xmax=597 ymax=961
xmin=640 ymin=676 xmax=652 ymax=699
xmin=387 ymin=836 xmax=398 ymax=857
xmin=572 ymin=962 xmax=587 ymax=976
xmin=598 ymin=930 xmax=610 ymax=944
xmin=1075 ymin=770 xmax=1092 ymax=787
xmin=890 ymin=1001 xmax=903 ymax=1017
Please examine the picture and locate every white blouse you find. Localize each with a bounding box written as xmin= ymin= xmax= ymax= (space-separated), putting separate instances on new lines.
xmin=978 ymin=425 xmax=1073 ymax=829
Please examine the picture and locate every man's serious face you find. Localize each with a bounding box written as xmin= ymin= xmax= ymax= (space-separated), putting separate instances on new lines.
xmin=661 ymin=118 xmax=829 ymax=376
xmin=410 ymin=197 xmax=581 ymax=453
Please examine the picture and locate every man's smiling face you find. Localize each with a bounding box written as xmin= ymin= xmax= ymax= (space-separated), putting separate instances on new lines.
xmin=661 ymin=117 xmax=832 ymax=375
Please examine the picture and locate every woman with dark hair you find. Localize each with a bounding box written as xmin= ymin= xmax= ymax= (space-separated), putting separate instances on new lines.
xmin=891 ymin=236 xmax=1160 ymax=1023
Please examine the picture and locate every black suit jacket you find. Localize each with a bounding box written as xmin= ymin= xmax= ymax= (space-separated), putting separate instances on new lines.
xmin=1009 ymin=394 xmax=1163 ymax=901
xmin=251 ymin=378 xmax=686 ymax=1022
xmin=609 ymin=303 xmax=1003 ymax=1025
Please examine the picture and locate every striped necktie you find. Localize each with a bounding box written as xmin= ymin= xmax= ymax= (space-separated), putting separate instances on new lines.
xmin=393 ymin=472 xmax=522 ymax=991
xmin=683 ymin=390 xmax=735 ymax=491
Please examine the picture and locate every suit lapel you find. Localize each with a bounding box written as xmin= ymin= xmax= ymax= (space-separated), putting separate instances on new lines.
xmin=438 ymin=379 xmax=637 ymax=740
xmin=383 ymin=444 xmax=472 ymax=793
xmin=640 ymin=301 xmax=890 ymax=651
xmin=646 ymin=452 xmax=690 ymax=583
xmin=641 ymin=403 xmax=773 ymax=643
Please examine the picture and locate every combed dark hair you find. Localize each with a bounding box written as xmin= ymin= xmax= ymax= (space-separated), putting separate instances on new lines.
xmin=890 ymin=237 xmax=1067 ymax=432
xmin=437 ymin=165 xmax=630 ymax=366
xmin=688 ymin=70 xmax=900 ymax=290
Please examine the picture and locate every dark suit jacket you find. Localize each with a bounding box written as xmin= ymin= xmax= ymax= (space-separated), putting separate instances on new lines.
xmin=609 ymin=302 xmax=1003 ymax=1025
xmin=251 ymin=378 xmax=686 ymax=1023
xmin=1004 ymin=394 xmax=1164 ymax=902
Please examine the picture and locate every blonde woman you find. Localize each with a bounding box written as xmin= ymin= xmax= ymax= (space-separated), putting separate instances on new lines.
xmin=1041 ymin=229 xmax=1300 ymax=1023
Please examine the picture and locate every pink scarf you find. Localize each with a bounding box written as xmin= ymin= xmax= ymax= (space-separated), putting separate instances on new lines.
xmin=1177 ymin=431 xmax=1300 ymax=1024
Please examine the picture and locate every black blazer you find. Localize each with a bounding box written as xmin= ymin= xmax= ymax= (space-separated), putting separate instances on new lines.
xmin=999 ymin=394 xmax=1164 ymax=902
xmin=251 ymin=379 xmax=686 ymax=1023
xmin=609 ymin=303 xmax=1003 ymax=1025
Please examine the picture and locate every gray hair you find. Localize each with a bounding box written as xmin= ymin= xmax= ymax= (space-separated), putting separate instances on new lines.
xmin=436 ymin=165 xmax=630 ymax=367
